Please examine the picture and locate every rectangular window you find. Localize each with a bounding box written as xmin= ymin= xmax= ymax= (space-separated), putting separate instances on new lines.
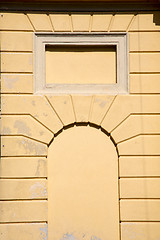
xmin=45 ymin=45 xmax=117 ymax=85
xmin=34 ymin=33 xmax=128 ymax=94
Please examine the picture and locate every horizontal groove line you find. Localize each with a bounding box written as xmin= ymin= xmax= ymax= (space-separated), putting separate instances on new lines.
xmin=110 ymin=114 xmax=131 ymax=134
xmin=130 ymin=93 xmax=160 ymax=95
xmin=1 ymin=134 xmax=49 ymax=145
xmin=130 ymin=72 xmax=160 ymax=75
xmin=1 ymin=113 xmax=33 ymax=115
xmin=117 ymin=134 xmax=160 ymax=145
xmin=0 ymin=30 xmax=34 ymax=32
xmin=119 ymin=154 xmax=160 ymax=157
xmin=0 ymin=30 xmax=159 ymax=33
xmin=0 ymin=199 xmax=48 ymax=201
xmin=1 ymin=113 xmax=55 ymax=135
xmin=129 ymin=51 xmax=160 ymax=53
xmin=0 ymin=199 xmax=47 ymax=202
xmin=120 ymin=176 xmax=160 ymax=178
xmin=45 ymin=95 xmax=64 ymax=126
xmin=111 ymin=112 xmax=160 ymax=136
xmin=1 ymin=72 xmax=33 ymax=74
xmin=1 ymin=93 xmax=33 ymax=95
xmin=131 ymin=113 xmax=160 ymax=115
xmin=0 ymin=221 xmax=47 ymax=224
xmin=1 ymin=51 xmax=33 ymax=53
xmin=120 ymin=199 xmax=160 ymax=201
xmin=129 ymin=30 xmax=160 ymax=33
xmin=1 ymin=53 xmax=32 ymax=55
xmin=0 ymin=177 xmax=47 ymax=180
xmin=130 ymin=72 xmax=160 ymax=74
xmin=120 ymin=220 xmax=160 ymax=223
xmin=1 ymin=73 xmax=33 ymax=75
xmin=1 ymin=155 xmax=47 ymax=158
xmin=120 ymin=198 xmax=160 ymax=200
xmin=1 ymin=156 xmax=47 ymax=161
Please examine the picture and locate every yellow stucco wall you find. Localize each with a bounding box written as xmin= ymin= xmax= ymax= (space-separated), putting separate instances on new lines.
xmin=1 ymin=11 xmax=160 ymax=240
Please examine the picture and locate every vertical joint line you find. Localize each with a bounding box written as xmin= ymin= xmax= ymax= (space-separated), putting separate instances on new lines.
xmin=26 ymin=14 xmax=36 ymax=32
xmin=48 ymin=14 xmax=55 ymax=32
xmin=126 ymin=14 xmax=136 ymax=32
xmin=44 ymin=95 xmax=64 ymax=126
xmin=88 ymin=95 xmax=95 ymax=122
xmin=108 ymin=13 xmax=115 ymax=32
xmin=89 ymin=14 xmax=93 ymax=32
xmin=70 ymin=14 xmax=73 ymax=32
xmin=70 ymin=95 xmax=77 ymax=122
xmin=100 ymin=95 xmax=117 ymax=125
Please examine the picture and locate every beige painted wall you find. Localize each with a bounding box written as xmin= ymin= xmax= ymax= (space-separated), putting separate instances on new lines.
xmin=1 ymin=11 xmax=160 ymax=240
xmin=46 ymin=45 xmax=116 ymax=84
xmin=48 ymin=126 xmax=119 ymax=240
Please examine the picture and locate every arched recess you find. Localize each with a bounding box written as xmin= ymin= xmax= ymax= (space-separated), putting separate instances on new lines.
xmin=48 ymin=124 xmax=120 ymax=240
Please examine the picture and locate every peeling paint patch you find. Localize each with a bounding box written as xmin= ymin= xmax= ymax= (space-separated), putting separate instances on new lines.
xmin=32 ymin=100 xmax=36 ymax=106
xmin=43 ymin=113 xmax=48 ymax=117
xmin=19 ymin=138 xmax=47 ymax=155
xmin=40 ymin=131 xmax=45 ymax=136
xmin=40 ymin=225 xmax=48 ymax=240
xmin=61 ymin=233 xmax=76 ymax=240
xmin=2 ymin=127 xmax=11 ymax=134
xmin=99 ymin=101 xmax=107 ymax=108
xmin=29 ymin=56 xmax=32 ymax=65
xmin=122 ymin=223 xmax=145 ymax=240
xmin=3 ymin=75 xmax=19 ymax=89
xmin=91 ymin=236 xmax=101 ymax=240
xmin=14 ymin=120 xmax=31 ymax=136
xmin=36 ymin=158 xmax=47 ymax=176
xmin=30 ymin=181 xmax=47 ymax=198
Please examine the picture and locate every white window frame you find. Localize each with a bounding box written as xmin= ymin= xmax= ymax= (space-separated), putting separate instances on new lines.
xmin=34 ymin=32 xmax=128 ymax=94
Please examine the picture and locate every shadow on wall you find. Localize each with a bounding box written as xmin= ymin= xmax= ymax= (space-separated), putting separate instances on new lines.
xmin=153 ymin=12 xmax=160 ymax=25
